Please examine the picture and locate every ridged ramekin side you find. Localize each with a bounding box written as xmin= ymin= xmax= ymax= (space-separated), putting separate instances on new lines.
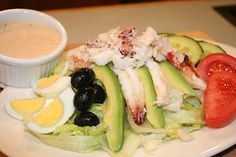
xmin=0 ymin=57 xmax=60 ymax=88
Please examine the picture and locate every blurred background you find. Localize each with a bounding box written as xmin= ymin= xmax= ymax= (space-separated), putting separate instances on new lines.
xmin=0 ymin=0 xmax=192 ymax=11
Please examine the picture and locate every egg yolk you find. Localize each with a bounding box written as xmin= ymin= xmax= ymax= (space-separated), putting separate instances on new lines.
xmin=37 ymin=74 xmax=60 ymax=88
xmin=11 ymin=97 xmax=45 ymax=114
xmin=33 ymin=98 xmax=63 ymax=127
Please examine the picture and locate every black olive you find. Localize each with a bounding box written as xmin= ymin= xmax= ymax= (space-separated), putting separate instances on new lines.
xmin=92 ymin=84 xmax=106 ymax=103
xmin=73 ymin=87 xmax=95 ymax=111
xmin=71 ymin=68 xmax=95 ymax=89
xmin=74 ymin=111 xmax=100 ymax=126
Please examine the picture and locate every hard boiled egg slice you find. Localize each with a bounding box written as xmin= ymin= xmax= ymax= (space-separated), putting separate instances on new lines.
xmin=26 ymin=87 xmax=75 ymax=134
xmin=33 ymin=74 xmax=71 ymax=97
xmin=5 ymin=97 xmax=45 ymax=120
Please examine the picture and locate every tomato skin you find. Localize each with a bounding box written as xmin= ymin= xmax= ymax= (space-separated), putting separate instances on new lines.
xmin=204 ymin=72 xmax=236 ymax=128
xmin=197 ymin=53 xmax=236 ymax=82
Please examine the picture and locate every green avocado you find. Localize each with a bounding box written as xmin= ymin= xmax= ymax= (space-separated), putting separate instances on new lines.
xmin=160 ymin=61 xmax=195 ymax=96
xmin=137 ymin=66 xmax=165 ymax=128
xmin=93 ymin=65 xmax=125 ymax=152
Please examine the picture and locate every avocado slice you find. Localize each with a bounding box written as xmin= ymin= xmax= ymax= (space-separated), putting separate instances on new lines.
xmin=137 ymin=66 xmax=165 ymax=128
xmin=160 ymin=61 xmax=195 ymax=96
xmin=93 ymin=65 xmax=125 ymax=152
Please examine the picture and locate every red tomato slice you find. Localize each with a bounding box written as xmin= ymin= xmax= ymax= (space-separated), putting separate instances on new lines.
xmin=197 ymin=53 xmax=236 ymax=82
xmin=204 ymin=71 xmax=236 ymax=128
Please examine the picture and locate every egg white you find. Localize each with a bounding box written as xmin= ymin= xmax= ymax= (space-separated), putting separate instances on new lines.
xmin=5 ymin=99 xmax=31 ymax=120
xmin=26 ymin=87 xmax=75 ymax=134
xmin=33 ymin=76 xmax=71 ymax=97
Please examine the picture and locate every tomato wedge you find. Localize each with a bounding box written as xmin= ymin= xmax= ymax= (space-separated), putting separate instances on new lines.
xmin=204 ymin=71 xmax=236 ymax=128
xmin=197 ymin=53 xmax=236 ymax=82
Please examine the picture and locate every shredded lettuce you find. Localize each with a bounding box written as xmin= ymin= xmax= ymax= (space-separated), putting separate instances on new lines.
xmin=27 ymin=103 xmax=109 ymax=153
xmin=127 ymin=112 xmax=166 ymax=134
xmin=52 ymin=60 xmax=66 ymax=75
xmin=67 ymin=103 xmax=106 ymax=124
xmin=164 ymin=115 xmax=181 ymax=139
xmin=26 ymin=82 xmax=205 ymax=155
xmin=53 ymin=104 xmax=107 ymax=136
xmin=140 ymin=133 xmax=166 ymax=151
xmin=183 ymin=95 xmax=201 ymax=110
xmin=164 ymin=104 xmax=204 ymax=140
xmin=27 ymin=100 xmax=204 ymax=155
xmin=31 ymin=130 xmax=106 ymax=153
xmin=183 ymin=96 xmax=201 ymax=106
xmin=108 ymin=130 xmax=141 ymax=157
xmin=169 ymin=109 xmax=203 ymax=124
xmin=53 ymin=123 xmax=106 ymax=136
xmin=89 ymin=103 xmax=107 ymax=121
xmin=52 ymin=60 xmax=73 ymax=76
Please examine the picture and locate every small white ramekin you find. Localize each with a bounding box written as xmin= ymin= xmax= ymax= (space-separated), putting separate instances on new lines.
xmin=0 ymin=9 xmax=67 ymax=88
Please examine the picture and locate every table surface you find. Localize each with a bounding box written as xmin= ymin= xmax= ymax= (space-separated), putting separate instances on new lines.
xmin=1 ymin=0 xmax=236 ymax=156
xmin=45 ymin=0 xmax=236 ymax=47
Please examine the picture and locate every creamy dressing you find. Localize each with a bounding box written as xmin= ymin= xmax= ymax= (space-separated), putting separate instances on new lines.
xmin=0 ymin=21 xmax=61 ymax=59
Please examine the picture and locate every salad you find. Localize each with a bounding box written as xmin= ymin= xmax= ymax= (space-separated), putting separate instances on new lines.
xmin=5 ymin=27 xmax=236 ymax=157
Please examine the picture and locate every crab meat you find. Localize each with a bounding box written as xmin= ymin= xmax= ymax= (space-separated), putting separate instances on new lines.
xmin=167 ymin=52 xmax=206 ymax=90
xmin=146 ymin=60 xmax=170 ymax=105
xmin=66 ymin=46 xmax=91 ymax=70
xmin=118 ymin=68 xmax=146 ymax=125
xmin=68 ymin=55 xmax=90 ymax=69
xmin=118 ymin=27 xmax=136 ymax=56
xmin=88 ymin=48 xmax=115 ymax=66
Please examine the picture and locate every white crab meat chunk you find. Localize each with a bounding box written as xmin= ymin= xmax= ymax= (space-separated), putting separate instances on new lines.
xmin=88 ymin=48 xmax=116 ymax=66
xmin=66 ymin=46 xmax=90 ymax=70
xmin=118 ymin=68 xmax=146 ymax=125
xmin=180 ymin=66 xmax=206 ymax=91
xmin=166 ymin=52 xmax=206 ymax=91
xmin=183 ymin=72 xmax=206 ymax=91
xmin=146 ymin=60 xmax=170 ymax=105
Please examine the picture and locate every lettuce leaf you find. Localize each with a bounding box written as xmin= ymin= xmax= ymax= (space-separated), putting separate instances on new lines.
xmin=53 ymin=123 xmax=106 ymax=136
xmin=31 ymin=131 xmax=106 ymax=153
xmin=164 ymin=104 xmax=204 ymax=140
xmin=166 ymin=104 xmax=204 ymax=125
xmin=27 ymin=103 xmax=108 ymax=153
xmin=52 ymin=60 xmax=73 ymax=76
xmin=53 ymin=104 xmax=107 ymax=136
xmin=89 ymin=103 xmax=107 ymax=121
xmin=108 ymin=130 xmax=141 ymax=157
xmin=127 ymin=113 xmax=166 ymax=134
xmin=140 ymin=133 xmax=166 ymax=151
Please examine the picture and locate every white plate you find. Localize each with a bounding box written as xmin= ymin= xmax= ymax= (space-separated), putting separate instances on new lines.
xmin=0 ymin=42 xmax=236 ymax=157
